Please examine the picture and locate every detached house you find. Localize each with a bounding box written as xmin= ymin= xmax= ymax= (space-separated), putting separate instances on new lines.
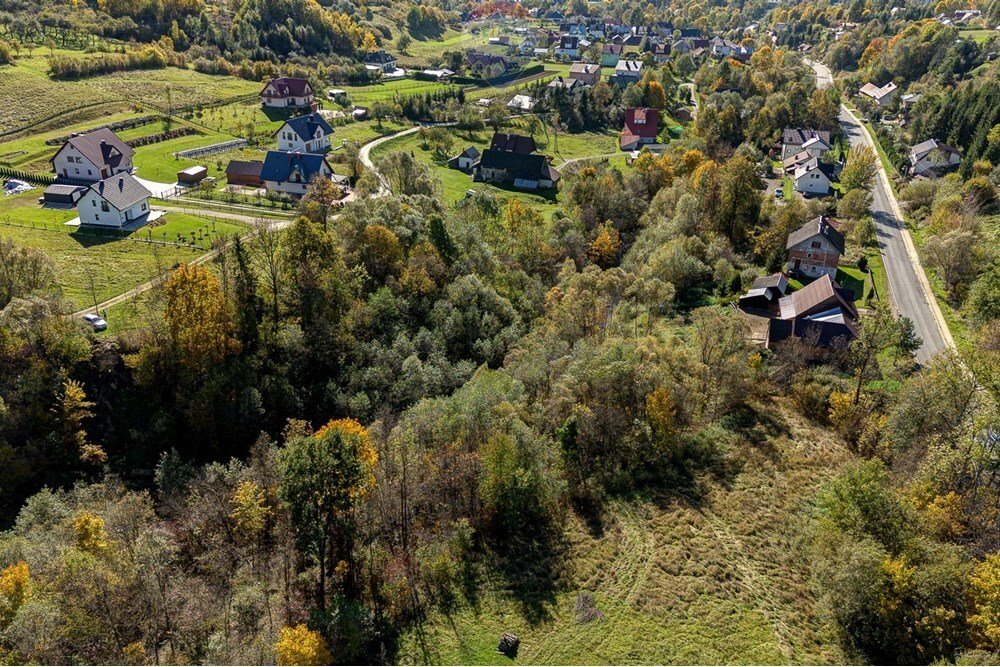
xmin=786 ymin=216 xmax=845 ymax=278
xmin=364 ymin=50 xmax=397 ymax=74
xmin=569 ymin=63 xmax=601 ymax=86
xmin=859 ymin=81 xmax=898 ymax=107
xmin=909 ymin=139 xmax=962 ymax=177
xmin=78 ymin=173 xmax=152 ymax=228
xmin=610 ymin=59 xmax=642 ymax=87
xmin=52 ymin=128 xmax=134 ymax=183
xmin=793 ymin=157 xmax=836 ymax=196
xmin=276 ymin=113 xmax=334 ymax=153
xmin=547 ymin=76 xmax=586 ymax=97
xmin=781 ymin=128 xmax=832 ymax=160
xmin=620 ymin=107 xmax=660 ymax=150
xmin=601 ymin=43 xmax=623 ymax=66
xmin=260 ymin=77 xmax=315 ymax=109
xmin=260 ymin=151 xmax=345 ymax=198
xmin=448 ymin=146 xmax=480 ymax=172
xmin=471 ymin=133 xmax=559 ymax=190
xmin=767 ymin=274 xmax=858 ymax=348
xmin=555 ymin=35 xmax=581 ymax=59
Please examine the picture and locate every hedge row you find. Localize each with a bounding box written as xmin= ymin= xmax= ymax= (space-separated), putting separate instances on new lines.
xmin=126 ymin=126 xmax=199 ymax=148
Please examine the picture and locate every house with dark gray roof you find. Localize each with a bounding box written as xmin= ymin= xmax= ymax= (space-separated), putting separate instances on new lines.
xmin=472 ymin=150 xmax=560 ymax=190
xmin=276 ymin=113 xmax=334 ymax=153
xmin=490 ymin=133 xmax=537 ymax=154
xmin=786 ymin=216 xmax=845 ymax=278
xmin=78 ymin=173 xmax=152 ymax=228
xmin=260 ymin=151 xmax=346 ymax=198
xmin=364 ymin=50 xmax=397 ymax=73
xmin=781 ymin=128 xmax=832 ymax=160
xmin=52 ymin=128 xmax=134 ymax=183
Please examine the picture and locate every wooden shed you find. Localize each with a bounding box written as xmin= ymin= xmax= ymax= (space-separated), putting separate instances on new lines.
xmin=177 ymin=166 xmax=208 ymax=184
xmin=225 ymin=160 xmax=264 ymax=187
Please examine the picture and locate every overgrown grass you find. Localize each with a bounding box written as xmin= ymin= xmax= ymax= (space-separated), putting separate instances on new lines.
xmin=397 ymin=400 xmax=850 ymax=665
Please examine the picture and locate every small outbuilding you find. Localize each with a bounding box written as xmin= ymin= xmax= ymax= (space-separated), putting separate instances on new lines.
xmin=225 ymin=160 xmax=264 ymax=187
xmin=42 ymin=183 xmax=87 ymax=206
xmin=177 ymin=166 xmax=208 ymax=185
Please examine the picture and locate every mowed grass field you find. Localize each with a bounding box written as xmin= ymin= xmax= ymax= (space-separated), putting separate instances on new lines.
xmin=398 ymin=401 xmax=850 ymax=665
xmin=0 ymin=191 xmax=244 ymax=310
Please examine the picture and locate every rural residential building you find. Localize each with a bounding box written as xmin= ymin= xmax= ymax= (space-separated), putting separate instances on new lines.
xmin=276 ymin=113 xmax=334 ymax=153
xmin=601 ymin=43 xmax=623 ymax=66
xmin=547 ymin=76 xmax=586 ymax=97
xmin=793 ymin=157 xmax=836 ymax=196
xmin=51 ymin=128 xmax=134 ymax=183
xmin=364 ymin=50 xmax=398 ymax=73
xmin=555 ymin=35 xmax=581 ymax=59
xmin=490 ymin=133 xmax=537 ymax=154
xmin=781 ymin=128 xmax=832 ymax=160
xmin=620 ymin=107 xmax=660 ymax=150
xmin=569 ymin=63 xmax=601 ymax=86
xmin=472 ymin=150 xmax=560 ymax=190
xmin=260 ymin=151 xmax=344 ymax=197
xmin=78 ymin=173 xmax=152 ymax=228
xmin=859 ymin=81 xmax=898 ymax=107
xmin=507 ymin=94 xmax=537 ymax=111
xmin=610 ymin=59 xmax=642 ymax=87
xmin=909 ymin=139 xmax=962 ymax=177
xmin=786 ymin=216 xmax=845 ymax=278
xmin=448 ymin=146 xmax=481 ymax=172
xmin=260 ymin=77 xmax=315 ymax=109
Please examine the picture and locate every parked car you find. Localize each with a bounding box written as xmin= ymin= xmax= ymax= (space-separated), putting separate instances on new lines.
xmin=775 ymin=187 xmax=784 ymax=199
xmin=81 ymin=313 xmax=107 ymax=332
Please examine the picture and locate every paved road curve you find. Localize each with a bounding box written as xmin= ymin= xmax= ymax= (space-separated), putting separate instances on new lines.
xmin=807 ymin=60 xmax=954 ymax=364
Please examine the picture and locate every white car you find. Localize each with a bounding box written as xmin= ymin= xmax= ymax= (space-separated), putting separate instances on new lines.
xmin=81 ymin=313 xmax=107 ymax=332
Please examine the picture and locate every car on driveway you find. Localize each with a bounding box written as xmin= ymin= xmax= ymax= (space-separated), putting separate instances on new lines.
xmin=775 ymin=187 xmax=783 ymax=199
xmin=81 ymin=313 xmax=107 ymax=332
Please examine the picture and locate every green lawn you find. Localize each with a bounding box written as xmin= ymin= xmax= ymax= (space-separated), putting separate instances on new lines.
xmin=0 ymin=191 xmax=243 ymax=309
xmin=959 ymin=29 xmax=996 ymax=44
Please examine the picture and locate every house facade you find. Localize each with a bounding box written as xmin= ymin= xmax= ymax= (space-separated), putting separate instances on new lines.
xmin=610 ymin=59 xmax=642 ymax=87
xmin=276 ymin=113 xmax=334 ymax=153
xmin=785 ymin=216 xmax=845 ymax=278
xmin=364 ymin=50 xmax=397 ymax=73
xmin=793 ymin=158 xmax=835 ymax=196
xmin=859 ymin=81 xmax=898 ymax=107
xmin=52 ymin=128 xmax=134 ymax=183
xmin=601 ymin=43 xmax=623 ymax=66
xmin=78 ymin=173 xmax=152 ymax=228
xmin=260 ymin=77 xmax=315 ymax=109
xmin=448 ymin=146 xmax=481 ymax=172
xmin=555 ymin=35 xmax=580 ymax=59
xmin=781 ymin=128 xmax=832 ymax=160
xmin=473 ymin=150 xmax=560 ymax=190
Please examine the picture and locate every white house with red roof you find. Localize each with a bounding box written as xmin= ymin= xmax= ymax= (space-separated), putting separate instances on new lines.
xmin=619 ymin=108 xmax=660 ymax=150
xmin=260 ymin=77 xmax=315 ymax=109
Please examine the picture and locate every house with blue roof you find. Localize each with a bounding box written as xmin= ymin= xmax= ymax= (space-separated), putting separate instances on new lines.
xmin=260 ymin=151 xmax=346 ymax=197
xmin=276 ymin=113 xmax=334 ymax=153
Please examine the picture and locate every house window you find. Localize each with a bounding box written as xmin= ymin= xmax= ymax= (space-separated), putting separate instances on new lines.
xmin=141 ymin=203 xmax=147 ymax=211
xmin=100 ymin=201 xmax=109 ymax=212
xmin=811 ymin=241 xmax=821 ymax=249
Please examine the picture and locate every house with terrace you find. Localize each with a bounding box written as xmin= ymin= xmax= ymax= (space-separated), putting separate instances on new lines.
xmin=260 ymin=151 xmax=346 ymax=198
xmin=276 ymin=113 xmax=334 ymax=153
xmin=52 ymin=128 xmax=134 ymax=183
xmin=77 ymin=172 xmax=152 ymax=229
xmin=909 ymin=139 xmax=962 ymax=177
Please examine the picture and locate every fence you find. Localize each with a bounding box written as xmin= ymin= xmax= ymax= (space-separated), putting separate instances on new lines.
xmin=175 ymin=139 xmax=248 ymax=159
xmin=0 ymin=166 xmax=54 ymax=186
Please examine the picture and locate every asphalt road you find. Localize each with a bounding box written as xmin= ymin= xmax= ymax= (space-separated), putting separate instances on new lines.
xmin=806 ymin=60 xmax=952 ymax=363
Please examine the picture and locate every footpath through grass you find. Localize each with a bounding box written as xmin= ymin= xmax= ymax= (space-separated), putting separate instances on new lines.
xmin=397 ymin=400 xmax=850 ymax=665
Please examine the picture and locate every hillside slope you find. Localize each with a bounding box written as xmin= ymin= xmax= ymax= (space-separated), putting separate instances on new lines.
xmin=398 ymin=399 xmax=851 ymax=665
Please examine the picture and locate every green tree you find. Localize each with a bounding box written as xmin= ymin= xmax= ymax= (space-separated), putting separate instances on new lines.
xmin=840 ymin=146 xmax=879 ymax=193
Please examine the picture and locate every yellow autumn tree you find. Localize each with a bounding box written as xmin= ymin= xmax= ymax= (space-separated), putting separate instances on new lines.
xmin=275 ymin=625 xmax=332 ymax=666
xmin=230 ymin=480 xmax=272 ymax=538
xmin=164 ymin=264 xmax=241 ymax=371
xmin=970 ymin=553 xmax=1000 ymax=650
xmin=587 ymin=224 xmax=621 ymax=269
xmin=74 ymin=511 xmax=110 ymax=555
xmin=643 ymin=80 xmax=667 ymax=110
xmin=360 ymin=32 xmax=378 ymax=53
xmin=0 ymin=562 xmax=31 ymax=629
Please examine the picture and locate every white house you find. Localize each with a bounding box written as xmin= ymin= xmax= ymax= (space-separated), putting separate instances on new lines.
xmin=801 ymin=136 xmax=831 ymax=158
xmin=364 ymin=50 xmax=398 ymax=74
xmin=260 ymin=77 xmax=314 ymax=109
xmin=554 ymin=35 xmax=580 ymax=59
xmin=781 ymin=128 xmax=832 ymax=160
xmin=51 ymin=128 xmax=134 ymax=183
xmin=507 ymin=94 xmax=537 ymax=111
xmin=793 ymin=158 xmax=835 ymax=196
xmin=909 ymin=139 xmax=962 ymax=177
xmin=78 ymin=173 xmax=152 ymax=228
xmin=260 ymin=151 xmax=346 ymax=197
xmin=859 ymin=81 xmax=898 ymax=107
xmin=275 ymin=113 xmax=334 ymax=153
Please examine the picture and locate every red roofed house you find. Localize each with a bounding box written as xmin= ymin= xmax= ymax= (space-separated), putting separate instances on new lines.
xmin=260 ymin=77 xmax=316 ymax=109
xmin=619 ymin=108 xmax=660 ymax=150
